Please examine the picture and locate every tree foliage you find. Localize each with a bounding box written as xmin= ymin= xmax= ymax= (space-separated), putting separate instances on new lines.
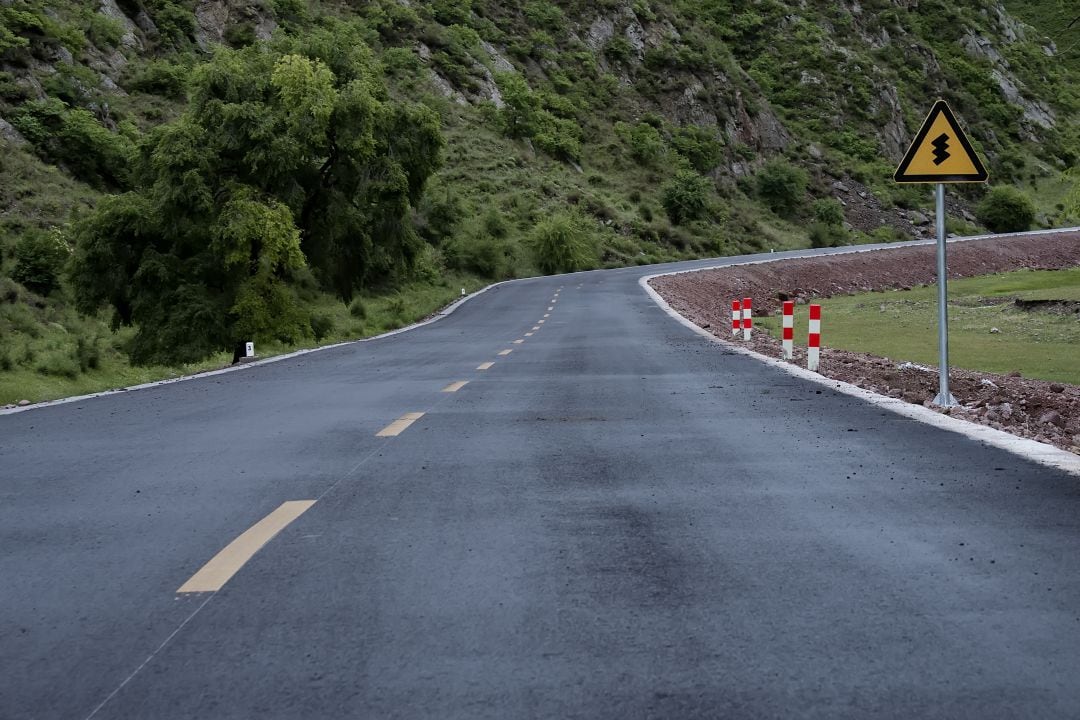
xmin=530 ymin=211 xmax=596 ymax=275
xmin=70 ymin=23 xmax=444 ymax=364
xmin=756 ymin=158 xmax=808 ymax=217
xmin=662 ymin=170 xmax=712 ymax=225
xmin=976 ymin=186 xmax=1035 ymax=233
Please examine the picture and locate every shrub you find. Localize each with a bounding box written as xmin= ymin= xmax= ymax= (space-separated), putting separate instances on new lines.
xmin=670 ymin=126 xmax=724 ymax=173
xmin=615 ymin=121 xmax=665 ymax=165
xmin=662 ymin=170 xmax=711 ymax=225
xmin=12 ymin=229 xmax=70 ymax=295
xmin=808 ymin=222 xmax=849 ymax=248
xmin=309 ymin=312 xmax=336 ymax=342
xmin=349 ymin=298 xmax=367 ymax=319
xmin=976 ymin=186 xmax=1035 ymax=233
xmin=125 ymin=59 xmax=188 ymax=98
xmin=756 ymin=158 xmax=808 ymax=217
xmin=811 ymin=198 xmax=845 ymax=226
xmin=530 ymin=212 xmax=596 ymax=275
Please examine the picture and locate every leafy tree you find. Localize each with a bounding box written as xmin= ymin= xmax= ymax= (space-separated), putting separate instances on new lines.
xmin=71 ymin=25 xmax=444 ymax=364
xmin=670 ymin=125 xmax=725 ymax=173
xmin=976 ymin=186 xmax=1035 ymax=233
xmin=12 ymin=229 xmax=70 ymax=295
xmin=756 ymin=158 xmax=808 ymax=217
xmin=662 ymin=170 xmax=711 ymax=225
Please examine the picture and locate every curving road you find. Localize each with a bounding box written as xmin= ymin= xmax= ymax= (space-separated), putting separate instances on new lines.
xmin=2 ymin=241 xmax=1080 ymax=719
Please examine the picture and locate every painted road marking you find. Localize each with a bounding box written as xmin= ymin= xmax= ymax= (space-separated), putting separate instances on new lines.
xmin=532 ymin=326 xmax=540 ymax=331
xmin=538 ymin=320 xmax=545 ymax=324
xmin=442 ymin=381 xmax=469 ymax=393
xmin=177 ymin=501 xmax=316 ymax=593
xmin=377 ymin=412 xmax=425 ymax=437
xmin=477 ymin=362 xmax=495 ymax=370
xmin=547 ymin=306 xmax=553 ymax=311
xmin=525 ymin=333 xmax=534 ymax=337
xmin=513 ymin=339 xmax=524 ymax=344
xmin=498 ymin=349 xmax=513 ymax=356
xmin=544 ymin=313 xmax=550 ymax=318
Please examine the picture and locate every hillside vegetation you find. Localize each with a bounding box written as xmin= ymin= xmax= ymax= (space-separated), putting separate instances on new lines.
xmin=1 ymin=0 xmax=1078 ymax=403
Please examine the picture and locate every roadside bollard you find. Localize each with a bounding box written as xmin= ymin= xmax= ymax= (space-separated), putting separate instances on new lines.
xmin=742 ymin=298 xmax=753 ymax=341
xmin=808 ymin=304 xmax=821 ymax=372
xmin=731 ymin=300 xmax=741 ymax=337
xmin=782 ymin=301 xmax=794 ymax=360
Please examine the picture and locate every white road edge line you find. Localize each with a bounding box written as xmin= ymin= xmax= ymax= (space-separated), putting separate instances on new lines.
xmin=639 ymin=260 xmax=1080 ymax=479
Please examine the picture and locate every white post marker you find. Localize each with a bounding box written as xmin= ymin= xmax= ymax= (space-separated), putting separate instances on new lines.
xmin=731 ymin=300 xmax=741 ymax=337
xmin=742 ymin=298 xmax=753 ymax=341
xmin=807 ymin=304 xmax=821 ymax=372
xmin=781 ymin=301 xmax=795 ymax=360
xmin=245 ymin=341 xmax=255 ymax=359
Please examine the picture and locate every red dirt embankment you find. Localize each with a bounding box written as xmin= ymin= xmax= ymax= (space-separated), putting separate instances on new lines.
xmin=649 ymin=233 xmax=1080 ymax=455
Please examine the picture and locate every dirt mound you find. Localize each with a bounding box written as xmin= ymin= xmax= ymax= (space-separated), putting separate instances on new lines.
xmin=650 ymin=233 xmax=1080 ymax=455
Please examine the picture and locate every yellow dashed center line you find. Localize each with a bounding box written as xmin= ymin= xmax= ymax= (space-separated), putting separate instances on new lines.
xmin=532 ymin=326 xmax=540 ymax=331
xmin=544 ymin=313 xmax=550 ymax=318
xmin=513 ymin=339 xmax=524 ymax=344
xmin=547 ymin=306 xmax=553 ymax=311
xmin=538 ymin=320 xmax=545 ymax=324
xmin=177 ymin=500 xmax=316 ymax=594
xmin=377 ymin=412 xmax=425 ymax=437
xmin=477 ymin=362 xmax=495 ymax=371
xmin=525 ymin=332 xmax=534 ymax=337
xmin=442 ymin=381 xmax=469 ymax=393
xmin=498 ymin=349 xmax=513 ymax=356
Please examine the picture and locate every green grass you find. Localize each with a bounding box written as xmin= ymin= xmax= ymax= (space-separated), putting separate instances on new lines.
xmin=0 ymin=273 xmax=489 ymax=406
xmin=756 ymin=268 xmax=1080 ymax=385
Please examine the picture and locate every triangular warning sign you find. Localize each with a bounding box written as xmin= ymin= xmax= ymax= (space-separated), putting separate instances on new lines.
xmin=894 ymin=100 xmax=988 ymax=183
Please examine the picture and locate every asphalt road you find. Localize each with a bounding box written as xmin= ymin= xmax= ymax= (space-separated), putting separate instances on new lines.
xmin=3 ymin=245 xmax=1080 ymax=719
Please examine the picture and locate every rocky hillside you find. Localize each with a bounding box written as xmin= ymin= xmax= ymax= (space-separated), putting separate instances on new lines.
xmin=1 ymin=0 xmax=1078 ymax=402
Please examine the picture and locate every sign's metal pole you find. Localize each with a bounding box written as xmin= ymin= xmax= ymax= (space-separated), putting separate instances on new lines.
xmin=933 ymin=183 xmax=957 ymax=407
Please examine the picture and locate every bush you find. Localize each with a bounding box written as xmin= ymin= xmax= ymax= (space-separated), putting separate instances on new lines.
xmin=756 ymin=158 xmax=808 ymax=217
xmin=615 ymin=121 xmax=665 ymax=165
xmin=808 ymin=222 xmax=849 ymax=248
xmin=349 ymin=298 xmax=367 ymax=319
xmin=662 ymin=170 xmax=711 ymax=225
xmin=125 ymin=59 xmax=189 ymax=98
xmin=811 ymin=198 xmax=845 ymax=226
xmin=670 ymin=126 xmax=724 ymax=173
xmin=976 ymin=186 xmax=1036 ymax=233
xmin=309 ymin=312 xmax=336 ymax=342
xmin=530 ymin=212 xmax=596 ymax=275
xmin=12 ymin=229 xmax=70 ymax=295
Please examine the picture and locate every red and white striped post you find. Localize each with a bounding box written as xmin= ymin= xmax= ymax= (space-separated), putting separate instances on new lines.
xmin=742 ymin=298 xmax=753 ymax=341
xmin=731 ymin=300 xmax=741 ymax=337
xmin=782 ymin=301 xmax=795 ymax=360
xmin=808 ymin=304 xmax=822 ymax=372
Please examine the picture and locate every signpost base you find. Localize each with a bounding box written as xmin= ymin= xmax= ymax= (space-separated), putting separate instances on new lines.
xmin=933 ymin=391 xmax=959 ymax=408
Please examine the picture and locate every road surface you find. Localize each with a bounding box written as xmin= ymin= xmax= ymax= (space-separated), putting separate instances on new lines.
xmin=3 ymin=246 xmax=1080 ymax=719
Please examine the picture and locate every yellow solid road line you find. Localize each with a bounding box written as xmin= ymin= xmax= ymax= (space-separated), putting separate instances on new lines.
xmin=477 ymin=362 xmax=495 ymax=370
xmin=442 ymin=381 xmax=469 ymax=393
xmin=177 ymin=500 xmax=316 ymax=594
xmin=376 ymin=412 xmax=425 ymax=437
xmin=498 ymin=349 xmax=513 ymax=356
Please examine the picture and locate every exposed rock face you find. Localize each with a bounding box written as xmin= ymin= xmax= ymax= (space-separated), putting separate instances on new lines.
xmin=193 ymin=0 xmax=277 ymax=51
xmin=0 ymin=116 xmax=29 ymax=147
xmin=99 ymin=0 xmax=142 ymax=50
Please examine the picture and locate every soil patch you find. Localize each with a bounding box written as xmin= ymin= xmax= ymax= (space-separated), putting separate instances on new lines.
xmin=650 ymin=233 xmax=1080 ymax=455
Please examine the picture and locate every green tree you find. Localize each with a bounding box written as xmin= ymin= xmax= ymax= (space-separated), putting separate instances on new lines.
xmin=976 ymin=186 xmax=1036 ymax=233
xmin=662 ymin=170 xmax=711 ymax=225
xmin=71 ymin=25 xmax=444 ymax=364
xmin=756 ymin=158 xmax=808 ymax=217
xmin=12 ymin=229 xmax=70 ymax=295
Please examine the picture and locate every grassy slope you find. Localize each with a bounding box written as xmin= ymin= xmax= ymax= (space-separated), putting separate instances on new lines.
xmin=757 ymin=268 xmax=1080 ymax=385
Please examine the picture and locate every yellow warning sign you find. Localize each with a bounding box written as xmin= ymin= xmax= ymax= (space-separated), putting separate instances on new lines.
xmin=893 ymin=100 xmax=988 ymax=183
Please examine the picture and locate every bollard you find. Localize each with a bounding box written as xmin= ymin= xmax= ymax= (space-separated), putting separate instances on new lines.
xmin=731 ymin=300 xmax=741 ymax=337
xmin=742 ymin=298 xmax=753 ymax=341
xmin=808 ymin=304 xmax=821 ymax=372
xmin=782 ymin=301 xmax=794 ymax=360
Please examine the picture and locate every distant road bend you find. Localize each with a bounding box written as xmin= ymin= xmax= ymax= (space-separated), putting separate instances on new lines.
xmin=2 ymin=237 xmax=1080 ymax=719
